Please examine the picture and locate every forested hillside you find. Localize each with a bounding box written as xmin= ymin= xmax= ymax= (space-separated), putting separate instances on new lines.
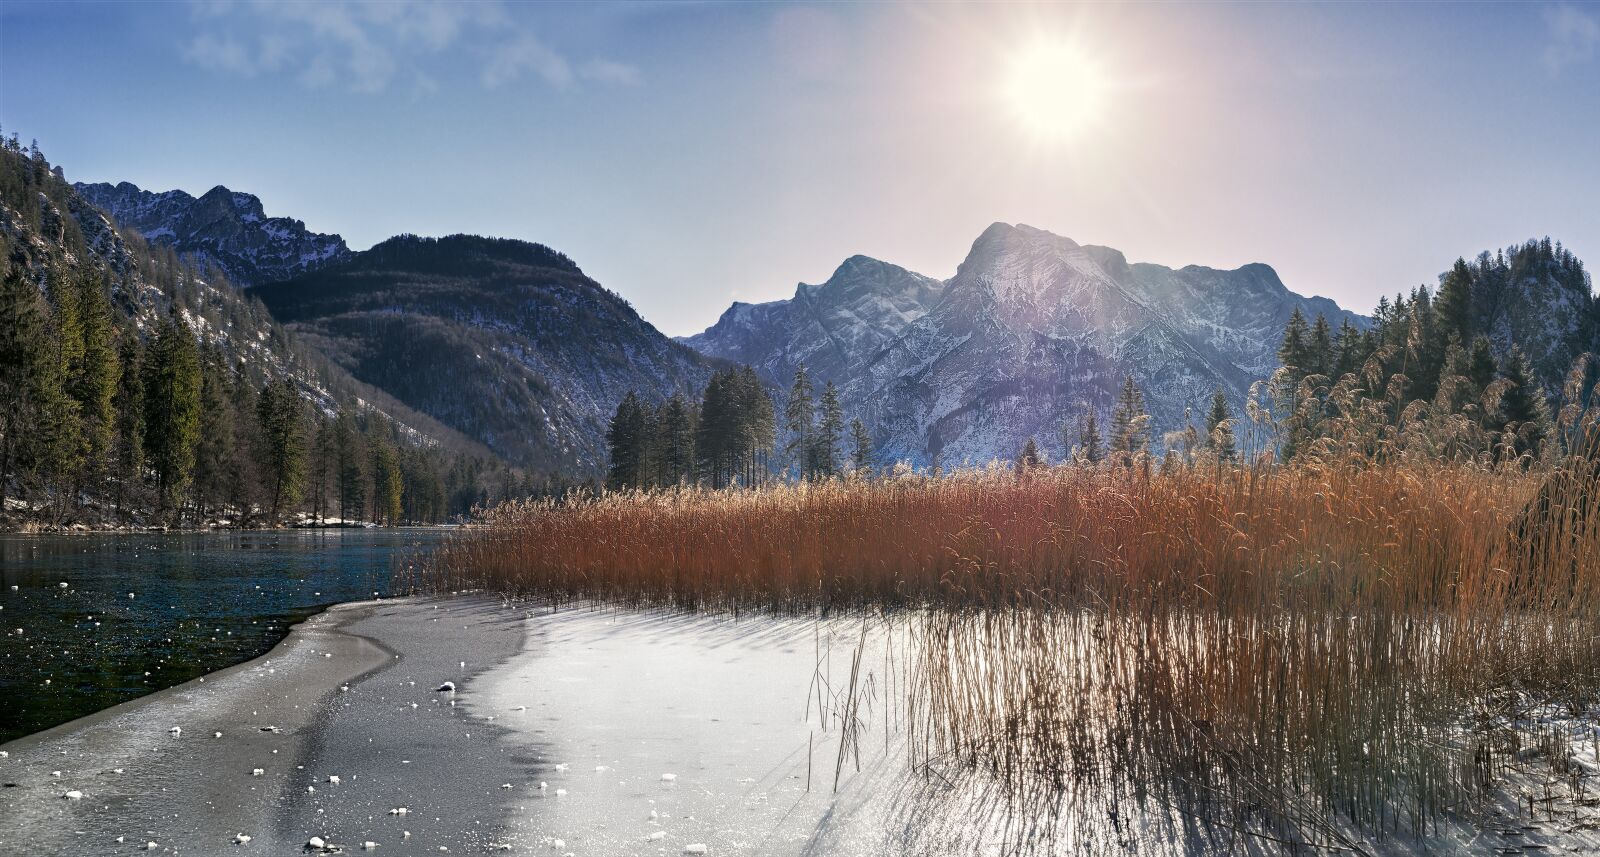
xmin=0 ymin=133 xmax=545 ymax=529
xmin=1269 ymin=239 xmax=1597 ymax=463
xmin=254 ymin=234 xmax=719 ymax=475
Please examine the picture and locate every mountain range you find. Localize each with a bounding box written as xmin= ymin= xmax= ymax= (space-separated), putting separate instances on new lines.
xmin=74 ymin=181 xmax=350 ymax=287
xmin=253 ymin=234 xmax=715 ymax=473
xmin=0 ymin=146 xmax=505 ymax=492
xmin=686 ymin=222 xmax=1365 ymax=464
xmin=60 ymin=175 xmax=1594 ymax=476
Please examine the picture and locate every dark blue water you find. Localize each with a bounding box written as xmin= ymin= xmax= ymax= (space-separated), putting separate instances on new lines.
xmin=0 ymin=528 xmax=450 ymax=743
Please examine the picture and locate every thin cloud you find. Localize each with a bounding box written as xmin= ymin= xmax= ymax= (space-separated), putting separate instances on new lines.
xmin=184 ymin=33 xmax=259 ymax=76
xmin=181 ymin=0 xmax=638 ymax=94
xmin=580 ymin=59 xmax=642 ymax=86
xmin=483 ymin=32 xmax=572 ymax=89
xmin=1544 ymin=3 xmax=1600 ymax=75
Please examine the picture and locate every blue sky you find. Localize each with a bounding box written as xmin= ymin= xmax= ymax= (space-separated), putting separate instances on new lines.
xmin=2 ymin=1 xmax=1597 ymax=336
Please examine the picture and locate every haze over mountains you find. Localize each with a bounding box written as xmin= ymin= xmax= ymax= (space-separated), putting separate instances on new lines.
xmin=66 ymin=171 xmax=1594 ymax=476
xmin=687 ymin=222 xmax=1366 ymax=464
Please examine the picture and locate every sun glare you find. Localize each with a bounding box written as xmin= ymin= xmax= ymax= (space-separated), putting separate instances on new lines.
xmin=1001 ymin=39 xmax=1107 ymax=142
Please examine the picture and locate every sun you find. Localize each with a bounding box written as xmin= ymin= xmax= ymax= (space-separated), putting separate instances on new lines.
xmin=1001 ymin=39 xmax=1108 ymax=142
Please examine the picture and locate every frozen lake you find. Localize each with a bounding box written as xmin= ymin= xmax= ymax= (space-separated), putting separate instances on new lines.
xmin=479 ymin=607 xmax=925 ymax=855
xmin=0 ymin=529 xmax=448 ymax=742
xmin=0 ymin=597 xmax=969 ymax=856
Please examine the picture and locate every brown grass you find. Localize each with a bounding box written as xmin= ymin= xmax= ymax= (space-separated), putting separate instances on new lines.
xmin=428 ymin=452 xmax=1600 ymax=851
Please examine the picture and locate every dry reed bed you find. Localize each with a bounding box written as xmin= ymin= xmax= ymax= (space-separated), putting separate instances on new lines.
xmin=430 ymin=459 xmax=1600 ymax=850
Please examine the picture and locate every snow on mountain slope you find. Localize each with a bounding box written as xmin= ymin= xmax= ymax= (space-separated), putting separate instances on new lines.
xmin=73 ymin=181 xmax=349 ymax=286
xmin=681 ymin=254 xmax=943 ymax=389
xmin=2 ymin=149 xmax=490 ymax=461
xmin=687 ymin=222 xmax=1369 ymax=466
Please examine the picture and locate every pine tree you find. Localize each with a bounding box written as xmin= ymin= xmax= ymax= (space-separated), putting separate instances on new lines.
xmin=814 ymin=381 xmax=843 ymax=478
xmin=1467 ymin=336 xmax=1497 ymax=392
xmin=1495 ymin=346 xmax=1550 ymax=457
xmin=1434 ymin=258 xmax=1474 ymax=345
xmin=256 ymin=378 xmax=306 ymax=525
xmin=849 ymin=418 xmax=872 ymax=474
xmin=63 ymin=270 xmax=119 ymax=498
xmin=141 ymin=314 xmax=202 ymax=518
xmin=1278 ymin=308 xmax=1312 ymax=379
xmin=1406 ymin=288 xmax=1443 ymax=403
xmin=369 ymin=431 xmax=403 ymax=526
xmin=1079 ymin=411 xmax=1104 ymax=464
xmin=1109 ymin=377 xmax=1150 ymax=463
xmin=0 ymin=266 xmax=74 ymax=510
xmin=737 ymin=367 xmax=775 ymax=486
xmin=399 ymin=448 xmax=445 ymax=523
xmin=1016 ymin=437 xmax=1041 ymax=471
xmin=640 ymin=401 xmax=662 ymax=489
xmin=334 ymin=411 xmax=366 ymax=522
xmin=655 ymin=393 xmax=696 ymax=486
xmin=696 ymin=372 xmax=737 ymax=487
xmin=110 ymin=333 xmax=145 ymax=522
xmin=310 ymin=417 xmax=335 ymax=524
xmin=784 ymin=367 xmax=815 ymax=479
xmin=1373 ymin=295 xmax=1392 ymax=329
xmin=605 ymin=391 xmax=648 ymax=490
xmin=226 ymin=378 xmax=262 ymax=522
xmin=1204 ymin=388 xmax=1236 ymax=461
xmin=1309 ymin=313 xmax=1333 ymax=377
xmin=47 ymin=272 xmax=86 ymax=500
xmin=191 ymin=351 xmax=237 ymax=521
xmin=1333 ymin=319 xmax=1364 ymax=378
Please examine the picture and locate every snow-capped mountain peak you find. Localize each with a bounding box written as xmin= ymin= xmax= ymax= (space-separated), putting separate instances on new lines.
xmin=680 ymin=253 xmax=943 ymax=389
xmin=686 ymin=222 xmax=1368 ymax=466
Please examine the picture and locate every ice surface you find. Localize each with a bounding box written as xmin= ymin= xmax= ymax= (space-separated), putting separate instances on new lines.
xmin=474 ymin=607 xmax=925 ymax=855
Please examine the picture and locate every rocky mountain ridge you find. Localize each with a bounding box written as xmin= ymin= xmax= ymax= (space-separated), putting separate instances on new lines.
xmin=3 ymin=146 xmax=495 ymax=468
xmin=688 ymin=222 xmax=1369 ymax=465
xmin=74 ymin=180 xmax=349 ymax=287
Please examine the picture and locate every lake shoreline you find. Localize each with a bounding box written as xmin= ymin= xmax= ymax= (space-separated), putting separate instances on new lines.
xmin=0 ymin=593 xmax=530 ymax=855
xmin=0 ymin=528 xmax=454 ymax=742
xmin=0 ymin=521 xmax=448 ymax=535
xmin=0 ymin=593 xmax=945 ymax=856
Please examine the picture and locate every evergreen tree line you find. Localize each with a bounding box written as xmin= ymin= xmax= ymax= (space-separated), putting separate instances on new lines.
xmin=0 ymin=265 xmax=479 ymax=527
xmin=0 ymin=133 xmax=554 ymax=528
xmin=1268 ymin=241 xmax=1592 ymax=465
xmin=783 ymin=367 xmax=870 ymax=481
xmin=606 ymin=366 xmax=882 ymax=491
xmin=611 ymin=366 xmax=1245 ymax=488
xmin=1031 ymin=376 xmax=1237 ymax=472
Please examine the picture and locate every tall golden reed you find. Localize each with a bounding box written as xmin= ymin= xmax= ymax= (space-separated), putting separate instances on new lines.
xmin=429 ymin=453 xmax=1600 ymax=849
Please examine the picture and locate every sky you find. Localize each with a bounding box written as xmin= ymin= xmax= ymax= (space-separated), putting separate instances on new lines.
xmin=2 ymin=1 xmax=1598 ymax=336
